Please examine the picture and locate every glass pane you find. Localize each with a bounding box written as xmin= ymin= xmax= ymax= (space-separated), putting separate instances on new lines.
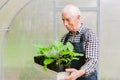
xmin=81 ymin=11 xmax=97 ymax=34
xmin=56 ymin=12 xmax=67 ymax=40
xmin=56 ymin=11 xmax=97 ymax=39
xmin=56 ymin=0 xmax=97 ymax=7
xmin=4 ymin=0 xmax=55 ymax=80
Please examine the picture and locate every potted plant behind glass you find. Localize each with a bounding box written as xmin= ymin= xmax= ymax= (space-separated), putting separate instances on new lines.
xmin=34 ymin=41 xmax=83 ymax=80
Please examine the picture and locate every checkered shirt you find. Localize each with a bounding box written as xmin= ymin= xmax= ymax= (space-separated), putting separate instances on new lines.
xmin=61 ymin=24 xmax=99 ymax=76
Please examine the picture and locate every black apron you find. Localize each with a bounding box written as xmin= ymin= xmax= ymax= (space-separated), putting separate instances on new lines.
xmin=63 ymin=32 xmax=97 ymax=80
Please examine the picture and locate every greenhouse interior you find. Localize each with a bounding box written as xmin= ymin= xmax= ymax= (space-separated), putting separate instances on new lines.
xmin=0 ymin=0 xmax=120 ymax=80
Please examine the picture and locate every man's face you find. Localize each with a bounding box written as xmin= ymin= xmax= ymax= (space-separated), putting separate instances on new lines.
xmin=62 ymin=13 xmax=79 ymax=32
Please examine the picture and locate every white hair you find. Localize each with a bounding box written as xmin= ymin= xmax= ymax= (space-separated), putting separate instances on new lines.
xmin=62 ymin=4 xmax=81 ymax=17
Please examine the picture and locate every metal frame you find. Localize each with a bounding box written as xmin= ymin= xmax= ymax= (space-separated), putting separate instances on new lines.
xmin=0 ymin=1 xmax=9 ymax=80
xmin=0 ymin=0 xmax=8 ymax=9
xmin=97 ymin=0 xmax=100 ymax=80
xmin=1 ymin=29 xmax=8 ymax=80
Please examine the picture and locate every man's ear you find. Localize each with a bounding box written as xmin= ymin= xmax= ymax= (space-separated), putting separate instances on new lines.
xmin=77 ymin=15 xmax=80 ymax=20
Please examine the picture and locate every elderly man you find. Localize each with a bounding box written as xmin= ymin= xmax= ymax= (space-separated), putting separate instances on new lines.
xmin=61 ymin=4 xmax=98 ymax=80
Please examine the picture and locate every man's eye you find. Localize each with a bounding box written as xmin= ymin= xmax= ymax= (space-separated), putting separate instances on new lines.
xmin=66 ymin=19 xmax=69 ymax=22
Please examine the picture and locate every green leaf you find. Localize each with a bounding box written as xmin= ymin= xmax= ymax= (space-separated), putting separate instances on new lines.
xmin=72 ymin=57 xmax=79 ymax=60
xmin=44 ymin=59 xmax=54 ymax=65
xmin=75 ymin=53 xmax=84 ymax=57
xmin=43 ymin=59 xmax=54 ymax=70
xmin=43 ymin=48 xmax=58 ymax=58
xmin=66 ymin=42 xmax=73 ymax=51
xmin=60 ymin=58 xmax=68 ymax=63
xmin=37 ymin=47 xmax=49 ymax=55
xmin=34 ymin=40 xmax=84 ymax=71
xmin=53 ymin=41 xmax=64 ymax=50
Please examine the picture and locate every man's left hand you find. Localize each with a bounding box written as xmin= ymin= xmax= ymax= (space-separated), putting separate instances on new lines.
xmin=62 ymin=68 xmax=85 ymax=80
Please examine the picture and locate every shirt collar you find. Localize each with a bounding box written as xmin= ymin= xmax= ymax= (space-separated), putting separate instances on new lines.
xmin=68 ymin=23 xmax=83 ymax=35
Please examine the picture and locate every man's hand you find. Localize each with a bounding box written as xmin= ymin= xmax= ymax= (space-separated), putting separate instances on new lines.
xmin=62 ymin=68 xmax=85 ymax=80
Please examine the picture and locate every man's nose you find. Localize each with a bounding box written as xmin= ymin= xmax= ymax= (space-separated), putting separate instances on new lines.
xmin=64 ymin=21 xmax=68 ymax=26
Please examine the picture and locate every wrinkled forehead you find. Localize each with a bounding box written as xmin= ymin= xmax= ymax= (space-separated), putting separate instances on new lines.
xmin=62 ymin=12 xmax=73 ymax=19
